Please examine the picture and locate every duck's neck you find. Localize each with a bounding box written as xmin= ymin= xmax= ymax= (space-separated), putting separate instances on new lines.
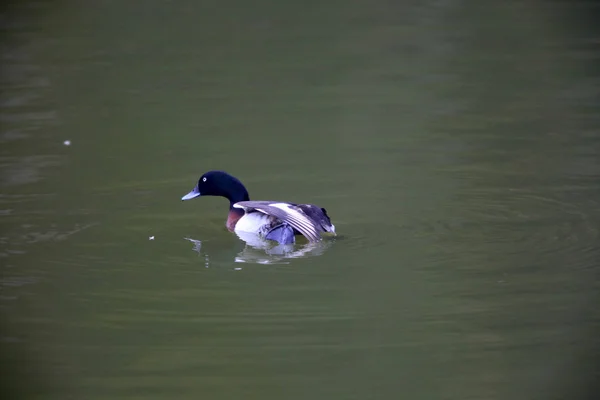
xmin=226 ymin=186 xmax=250 ymax=210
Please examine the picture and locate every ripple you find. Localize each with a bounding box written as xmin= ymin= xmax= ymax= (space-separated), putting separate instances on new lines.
xmin=446 ymin=187 xmax=600 ymax=269
xmin=0 ymin=276 xmax=39 ymax=287
xmin=0 ymin=155 xmax=61 ymax=186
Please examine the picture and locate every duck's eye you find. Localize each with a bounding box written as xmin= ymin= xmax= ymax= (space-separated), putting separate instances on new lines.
xmin=202 ymin=177 xmax=207 ymax=182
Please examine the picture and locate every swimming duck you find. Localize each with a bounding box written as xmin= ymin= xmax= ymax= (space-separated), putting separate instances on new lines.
xmin=181 ymin=171 xmax=335 ymax=244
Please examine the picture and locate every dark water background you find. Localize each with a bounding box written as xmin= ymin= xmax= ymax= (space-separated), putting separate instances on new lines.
xmin=1 ymin=1 xmax=599 ymax=399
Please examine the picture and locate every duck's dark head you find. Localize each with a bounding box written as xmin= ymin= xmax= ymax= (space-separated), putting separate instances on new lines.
xmin=181 ymin=170 xmax=250 ymax=207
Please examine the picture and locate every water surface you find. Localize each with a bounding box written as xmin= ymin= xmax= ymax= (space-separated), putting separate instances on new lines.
xmin=1 ymin=1 xmax=599 ymax=399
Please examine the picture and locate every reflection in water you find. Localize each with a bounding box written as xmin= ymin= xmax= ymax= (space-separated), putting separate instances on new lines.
xmin=184 ymin=233 xmax=334 ymax=265
xmin=183 ymin=237 xmax=210 ymax=268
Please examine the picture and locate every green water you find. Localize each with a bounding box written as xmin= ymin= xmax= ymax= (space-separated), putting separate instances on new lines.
xmin=2 ymin=1 xmax=599 ymax=399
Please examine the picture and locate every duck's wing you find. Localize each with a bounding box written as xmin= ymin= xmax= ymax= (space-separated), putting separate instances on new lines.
xmin=233 ymin=201 xmax=323 ymax=242
xmin=296 ymin=204 xmax=335 ymax=234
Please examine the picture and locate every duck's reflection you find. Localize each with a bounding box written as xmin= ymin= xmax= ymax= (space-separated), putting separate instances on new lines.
xmin=183 ymin=237 xmax=211 ymax=267
xmin=184 ymin=233 xmax=334 ymax=266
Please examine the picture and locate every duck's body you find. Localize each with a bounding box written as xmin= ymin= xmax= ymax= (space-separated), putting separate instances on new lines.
xmin=181 ymin=171 xmax=335 ymax=244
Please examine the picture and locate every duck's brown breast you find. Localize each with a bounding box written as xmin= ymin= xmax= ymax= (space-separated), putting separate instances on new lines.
xmin=226 ymin=208 xmax=244 ymax=232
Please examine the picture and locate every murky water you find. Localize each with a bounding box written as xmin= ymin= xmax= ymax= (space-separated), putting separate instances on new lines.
xmin=2 ymin=1 xmax=599 ymax=399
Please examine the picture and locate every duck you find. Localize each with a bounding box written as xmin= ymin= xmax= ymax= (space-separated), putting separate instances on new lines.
xmin=181 ymin=170 xmax=335 ymax=245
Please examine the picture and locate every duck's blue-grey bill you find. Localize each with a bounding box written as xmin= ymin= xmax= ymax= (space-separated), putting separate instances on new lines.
xmin=181 ymin=187 xmax=201 ymax=201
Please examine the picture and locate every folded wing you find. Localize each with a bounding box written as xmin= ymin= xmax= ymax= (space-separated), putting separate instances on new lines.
xmin=233 ymin=201 xmax=326 ymax=242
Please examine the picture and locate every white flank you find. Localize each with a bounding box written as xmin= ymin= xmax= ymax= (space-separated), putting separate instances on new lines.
xmin=234 ymin=212 xmax=271 ymax=234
